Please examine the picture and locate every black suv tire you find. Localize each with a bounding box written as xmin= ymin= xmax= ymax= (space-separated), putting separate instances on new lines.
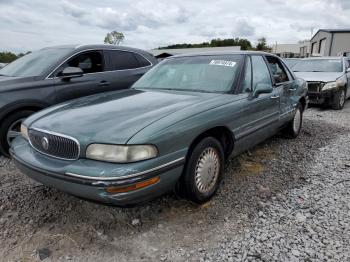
xmin=0 ymin=110 xmax=34 ymax=157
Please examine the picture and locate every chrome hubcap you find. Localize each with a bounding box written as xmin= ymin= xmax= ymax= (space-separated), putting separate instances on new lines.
xmin=340 ymin=90 xmax=345 ymax=107
xmin=293 ymin=108 xmax=301 ymax=133
xmin=195 ymin=147 xmax=220 ymax=194
xmin=6 ymin=118 xmax=25 ymax=146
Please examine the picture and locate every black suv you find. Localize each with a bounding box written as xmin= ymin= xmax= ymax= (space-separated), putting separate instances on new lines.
xmin=0 ymin=44 xmax=157 ymax=156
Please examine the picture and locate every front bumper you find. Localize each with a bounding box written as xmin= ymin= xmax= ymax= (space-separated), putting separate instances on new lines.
xmin=11 ymin=137 xmax=186 ymax=205
xmin=307 ymin=90 xmax=334 ymax=104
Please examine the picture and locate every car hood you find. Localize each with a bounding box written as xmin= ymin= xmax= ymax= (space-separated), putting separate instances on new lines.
xmin=294 ymin=72 xmax=344 ymax=82
xmin=30 ymin=89 xmax=221 ymax=145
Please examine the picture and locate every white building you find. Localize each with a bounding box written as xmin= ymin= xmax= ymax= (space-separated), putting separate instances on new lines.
xmin=271 ymin=44 xmax=301 ymax=58
xmin=310 ymin=29 xmax=350 ymax=57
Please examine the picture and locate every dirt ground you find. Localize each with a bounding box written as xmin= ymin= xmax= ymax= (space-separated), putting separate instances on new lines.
xmin=1 ymin=104 xmax=350 ymax=262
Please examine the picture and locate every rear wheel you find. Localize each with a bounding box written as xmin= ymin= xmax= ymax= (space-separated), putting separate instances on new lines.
xmin=332 ymin=88 xmax=346 ymax=110
xmin=0 ymin=110 xmax=34 ymax=157
xmin=179 ymin=137 xmax=224 ymax=204
xmin=283 ymin=103 xmax=303 ymax=138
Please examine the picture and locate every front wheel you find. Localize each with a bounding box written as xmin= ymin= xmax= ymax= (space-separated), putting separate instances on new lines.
xmin=179 ymin=137 xmax=224 ymax=204
xmin=284 ymin=103 xmax=303 ymax=138
xmin=0 ymin=110 xmax=35 ymax=157
xmin=332 ymin=88 xmax=346 ymax=110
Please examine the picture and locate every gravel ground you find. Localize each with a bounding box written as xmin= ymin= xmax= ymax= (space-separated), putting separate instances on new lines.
xmin=1 ymin=103 xmax=350 ymax=262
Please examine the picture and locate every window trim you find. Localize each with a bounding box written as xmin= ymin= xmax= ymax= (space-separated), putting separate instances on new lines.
xmin=46 ymin=48 xmax=153 ymax=79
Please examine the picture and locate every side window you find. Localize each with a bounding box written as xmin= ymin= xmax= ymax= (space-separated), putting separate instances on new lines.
xmin=242 ymin=56 xmax=252 ymax=93
xmin=251 ymin=55 xmax=272 ymax=91
xmin=134 ymin=53 xmax=151 ymax=67
xmin=107 ymin=50 xmax=140 ymax=70
xmin=265 ymin=56 xmax=290 ymax=84
xmin=62 ymin=51 xmax=103 ymax=75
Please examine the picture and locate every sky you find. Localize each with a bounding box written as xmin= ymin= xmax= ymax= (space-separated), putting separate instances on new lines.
xmin=0 ymin=0 xmax=349 ymax=53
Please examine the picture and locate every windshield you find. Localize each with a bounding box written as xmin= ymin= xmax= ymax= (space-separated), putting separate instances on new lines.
xmin=0 ymin=48 xmax=73 ymax=77
xmin=133 ymin=55 xmax=243 ymax=93
xmin=284 ymin=59 xmax=299 ymax=68
xmin=293 ymin=59 xmax=343 ymax=72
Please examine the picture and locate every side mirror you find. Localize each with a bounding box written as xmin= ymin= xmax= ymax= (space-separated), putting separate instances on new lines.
xmin=61 ymin=67 xmax=83 ymax=80
xmin=253 ymin=83 xmax=273 ymax=98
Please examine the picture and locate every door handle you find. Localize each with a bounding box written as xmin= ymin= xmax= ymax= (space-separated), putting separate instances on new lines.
xmin=270 ymin=95 xmax=280 ymax=99
xmin=289 ymin=88 xmax=296 ymax=91
xmin=99 ymin=81 xmax=110 ymax=87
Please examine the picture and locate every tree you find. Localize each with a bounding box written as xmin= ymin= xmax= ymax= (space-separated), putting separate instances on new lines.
xmin=159 ymin=38 xmax=253 ymax=50
xmin=256 ymin=37 xmax=268 ymax=51
xmin=104 ymin=31 xmax=125 ymax=45
xmin=0 ymin=52 xmax=19 ymax=63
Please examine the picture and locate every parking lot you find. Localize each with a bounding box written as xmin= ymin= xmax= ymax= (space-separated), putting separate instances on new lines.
xmin=0 ymin=103 xmax=349 ymax=261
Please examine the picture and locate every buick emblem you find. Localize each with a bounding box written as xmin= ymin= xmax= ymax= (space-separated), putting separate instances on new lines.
xmin=41 ymin=137 xmax=49 ymax=151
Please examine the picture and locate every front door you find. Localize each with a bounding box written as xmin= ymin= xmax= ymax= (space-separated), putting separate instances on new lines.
xmin=231 ymin=55 xmax=280 ymax=154
xmin=53 ymin=50 xmax=110 ymax=103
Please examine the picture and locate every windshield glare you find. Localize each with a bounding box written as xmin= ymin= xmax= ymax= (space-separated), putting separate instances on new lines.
xmin=293 ymin=59 xmax=343 ymax=73
xmin=0 ymin=48 xmax=73 ymax=77
xmin=133 ymin=55 xmax=243 ymax=93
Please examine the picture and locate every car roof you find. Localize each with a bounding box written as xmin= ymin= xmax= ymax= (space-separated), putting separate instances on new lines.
xmin=40 ymin=44 xmax=154 ymax=57
xmin=167 ymin=51 xmax=279 ymax=58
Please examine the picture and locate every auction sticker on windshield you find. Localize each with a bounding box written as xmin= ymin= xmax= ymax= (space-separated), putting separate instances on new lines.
xmin=209 ymin=60 xmax=236 ymax=67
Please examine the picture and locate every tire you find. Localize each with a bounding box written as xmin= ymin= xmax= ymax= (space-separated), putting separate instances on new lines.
xmin=179 ymin=137 xmax=224 ymax=204
xmin=284 ymin=103 xmax=303 ymax=138
xmin=0 ymin=110 xmax=34 ymax=157
xmin=332 ymin=88 xmax=346 ymax=110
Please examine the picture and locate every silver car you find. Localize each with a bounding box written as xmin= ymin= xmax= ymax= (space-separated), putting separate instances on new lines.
xmin=293 ymin=57 xmax=350 ymax=109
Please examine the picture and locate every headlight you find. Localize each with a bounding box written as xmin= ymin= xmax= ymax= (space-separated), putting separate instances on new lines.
xmin=322 ymin=81 xmax=338 ymax=91
xmin=86 ymin=144 xmax=158 ymax=163
xmin=20 ymin=124 xmax=29 ymax=140
xmin=322 ymin=78 xmax=346 ymax=91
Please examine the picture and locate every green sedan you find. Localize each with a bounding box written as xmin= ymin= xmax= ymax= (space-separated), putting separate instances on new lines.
xmin=11 ymin=52 xmax=307 ymax=205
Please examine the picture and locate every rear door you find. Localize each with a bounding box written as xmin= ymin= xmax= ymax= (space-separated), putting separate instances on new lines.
xmin=265 ymin=55 xmax=296 ymax=123
xmin=53 ymin=50 xmax=110 ymax=103
xmin=232 ymin=55 xmax=280 ymax=152
xmin=102 ymin=50 xmax=153 ymax=91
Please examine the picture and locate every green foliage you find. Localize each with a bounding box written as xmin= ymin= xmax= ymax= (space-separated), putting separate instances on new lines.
xmin=0 ymin=52 xmax=18 ymax=63
xmin=256 ymin=37 xmax=270 ymax=51
xmin=159 ymin=37 xmax=253 ymax=50
xmin=159 ymin=37 xmax=273 ymax=52
xmin=0 ymin=51 xmax=31 ymax=63
xmin=104 ymin=31 xmax=125 ymax=45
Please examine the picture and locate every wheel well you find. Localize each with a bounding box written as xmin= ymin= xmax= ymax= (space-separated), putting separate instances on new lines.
xmin=299 ymin=97 xmax=306 ymax=112
xmin=188 ymin=126 xmax=234 ymax=160
xmin=0 ymin=106 xmax=44 ymax=126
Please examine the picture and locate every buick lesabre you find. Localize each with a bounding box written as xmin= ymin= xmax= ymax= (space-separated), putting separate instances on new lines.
xmin=11 ymin=52 xmax=307 ymax=205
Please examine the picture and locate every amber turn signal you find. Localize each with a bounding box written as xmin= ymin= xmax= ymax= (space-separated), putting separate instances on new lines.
xmin=106 ymin=176 xmax=160 ymax=193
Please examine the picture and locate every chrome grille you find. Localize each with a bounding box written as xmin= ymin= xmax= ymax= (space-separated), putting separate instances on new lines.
xmin=28 ymin=129 xmax=80 ymax=160
xmin=307 ymin=82 xmax=322 ymax=93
